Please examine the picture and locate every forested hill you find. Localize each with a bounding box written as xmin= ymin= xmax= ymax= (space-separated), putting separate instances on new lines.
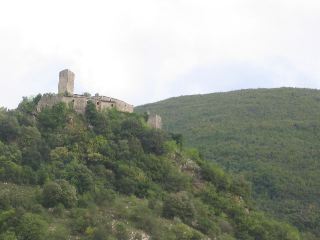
xmin=0 ymin=96 xmax=302 ymax=240
xmin=136 ymin=88 xmax=320 ymax=239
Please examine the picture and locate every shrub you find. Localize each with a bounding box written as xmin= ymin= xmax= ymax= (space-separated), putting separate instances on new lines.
xmin=0 ymin=114 xmax=20 ymax=142
xmin=140 ymin=129 xmax=167 ymax=155
xmin=199 ymin=161 xmax=231 ymax=191
xmin=172 ymin=223 xmax=203 ymax=240
xmin=0 ymin=231 xmax=17 ymax=240
xmin=37 ymin=102 xmax=68 ymax=131
xmin=17 ymin=213 xmax=48 ymax=240
xmin=115 ymin=164 xmax=150 ymax=197
xmin=57 ymin=180 xmax=78 ymax=208
xmin=42 ymin=180 xmax=77 ymax=208
xmin=42 ymin=182 xmax=62 ymax=207
xmin=115 ymin=223 xmax=130 ymax=240
xmin=162 ymin=192 xmax=196 ymax=224
xmin=66 ymin=163 xmax=95 ymax=194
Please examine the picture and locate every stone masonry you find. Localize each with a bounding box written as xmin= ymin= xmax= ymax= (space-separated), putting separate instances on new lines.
xmin=58 ymin=69 xmax=75 ymax=95
xmin=37 ymin=69 xmax=134 ymax=114
xmin=147 ymin=114 xmax=162 ymax=129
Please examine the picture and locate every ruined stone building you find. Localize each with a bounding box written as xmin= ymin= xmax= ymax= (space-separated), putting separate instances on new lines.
xmin=37 ymin=69 xmax=134 ymax=114
xmin=37 ymin=69 xmax=162 ymax=129
xmin=147 ymin=114 xmax=162 ymax=129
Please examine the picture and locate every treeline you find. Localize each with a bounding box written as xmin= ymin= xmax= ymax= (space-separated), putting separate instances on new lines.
xmin=0 ymin=95 xmax=301 ymax=239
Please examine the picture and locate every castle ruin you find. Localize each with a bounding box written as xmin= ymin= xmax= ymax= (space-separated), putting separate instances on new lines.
xmin=37 ymin=69 xmax=162 ymax=129
xmin=147 ymin=114 xmax=162 ymax=129
xmin=37 ymin=69 xmax=134 ymax=114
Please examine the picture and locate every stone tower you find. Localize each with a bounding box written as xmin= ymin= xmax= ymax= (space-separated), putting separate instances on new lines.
xmin=58 ymin=69 xmax=75 ymax=95
xmin=147 ymin=114 xmax=162 ymax=129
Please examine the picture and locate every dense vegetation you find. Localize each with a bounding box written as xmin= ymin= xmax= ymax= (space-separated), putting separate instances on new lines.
xmin=136 ymin=88 xmax=320 ymax=239
xmin=0 ymin=94 xmax=302 ymax=239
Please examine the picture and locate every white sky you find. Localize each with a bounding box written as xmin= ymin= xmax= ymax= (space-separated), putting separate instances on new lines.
xmin=0 ymin=0 xmax=320 ymax=109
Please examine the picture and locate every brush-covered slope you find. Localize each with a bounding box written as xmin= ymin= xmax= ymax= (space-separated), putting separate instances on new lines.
xmin=0 ymin=95 xmax=302 ymax=240
xmin=136 ymin=88 xmax=320 ymax=238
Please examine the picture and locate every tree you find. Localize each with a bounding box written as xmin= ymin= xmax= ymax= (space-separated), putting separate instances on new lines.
xmin=85 ymin=101 xmax=110 ymax=135
xmin=199 ymin=160 xmax=231 ymax=191
xmin=17 ymin=95 xmax=41 ymax=114
xmin=0 ymin=231 xmax=17 ymax=240
xmin=172 ymin=223 xmax=203 ymax=240
xmin=85 ymin=101 xmax=99 ymax=126
xmin=42 ymin=180 xmax=77 ymax=208
xmin=115 ymin=164 xmax=150 ymax=197
xmin=37 ymin=102 xmax=68 ymax=131
xmin=0 ymin=114 xmax=20 ymax=142
xmin=66 ymin=163 xmax=94 ymax=194
xmin=140 ymin=129 xmax=167 ymax=155
xmin=42 ymin=182 xmax=62 ymax=208
xmin=57 ymin=180 xmax=77 ymax=208
xmin=50 ymin=147 xmax=74 ymax=164
xmin=17 ymin=213 xmax=48 ymax=240
xmin=120 ymin=117 xmax=144 ymax=138
xmin=162 ymin=192 xmax=196 ymax=224
xmin=170 ymin=133 xmax=183 ymax=150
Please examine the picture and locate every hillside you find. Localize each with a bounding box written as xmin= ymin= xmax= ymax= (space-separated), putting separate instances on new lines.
xmin=136 ymin=88 xmax=320 ymax=238
xmin=0 ymin=95 xmax=304 ymax=240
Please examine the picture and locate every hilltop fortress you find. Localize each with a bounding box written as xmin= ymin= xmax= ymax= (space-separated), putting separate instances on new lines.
xmin=37 ymin=69 xmax=134 ymax=114
xmin=37 ymin=69 xmax=162 ymax=129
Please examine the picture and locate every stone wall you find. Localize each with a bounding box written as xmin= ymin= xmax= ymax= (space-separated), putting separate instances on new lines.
xmin=37 ymin=94 xmax=133 ymax=114
xmin=114 ymin=99 xmax=134 ymax=113
xmin=37 ymin=94 xmax=161 ymax=129
xmin=37 ymin=69 xmax=134 ymax=115
xmin=147 ymin=114 xmax=162 ymax=129
xmin=36 ymin=94 xmax=63 ymax=112
xmin=68 ymin=96 xmax=88 ymax=114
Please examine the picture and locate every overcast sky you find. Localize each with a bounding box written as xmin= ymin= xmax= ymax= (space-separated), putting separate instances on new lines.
xmin=0 ymin=0 xmax=320 ymax=109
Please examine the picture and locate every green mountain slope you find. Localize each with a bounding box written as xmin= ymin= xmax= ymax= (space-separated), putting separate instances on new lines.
xmin=136 ymin=88 xmax=320 ymax=238
xmin=0 ymin=95 xmax=303 ymax=240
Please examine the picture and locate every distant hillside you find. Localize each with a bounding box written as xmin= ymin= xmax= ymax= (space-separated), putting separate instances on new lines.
xmin=0 ymin=96 xmax=303 ymax=239
xmin=136 ymin=88 xmax=320 ymax=237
